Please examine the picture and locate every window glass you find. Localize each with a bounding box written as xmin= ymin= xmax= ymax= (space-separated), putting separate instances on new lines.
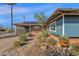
xmin=50 ymin=22 xmax=56 ymax=31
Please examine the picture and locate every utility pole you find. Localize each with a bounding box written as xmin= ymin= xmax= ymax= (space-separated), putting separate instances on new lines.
xmin=23 ymin=16 xmax=26 ymax=22
xmin=7 ymin=3 xmax=16 ymax=33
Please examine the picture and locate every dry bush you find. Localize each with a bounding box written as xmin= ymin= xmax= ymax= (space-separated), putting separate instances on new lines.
xmin=19 ymin=34 xmax=27 ymax=43
xmin=23 ymin=35 xmax=59 ymax=56
xmin=26 ymin=32 xmax=32 ymax=37
xmin=40 ymin=30 xmax=49 ymax=37
xmin=47 ymin=38 xmax=57 ymax=46
xmin=69 ymin=44 xmax=79 ymax=56
xmin=13 ymin=41 xmax=21 ymax=48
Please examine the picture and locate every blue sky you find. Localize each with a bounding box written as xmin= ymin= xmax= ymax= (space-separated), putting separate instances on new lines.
xmin=0 ymin=3 xmax=79 ymax=28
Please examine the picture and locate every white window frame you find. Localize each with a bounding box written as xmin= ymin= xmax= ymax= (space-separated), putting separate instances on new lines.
xmin=50 ymin=21 xmax=56 ymax=32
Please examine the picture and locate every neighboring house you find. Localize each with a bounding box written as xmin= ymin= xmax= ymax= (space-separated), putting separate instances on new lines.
xmin=46 ymin=8 xmax=79 ymax=37
xmin=13 ymin=21 xmax=42 ymax=34
xmin=0 ymin=26 xmax=6 ymax=31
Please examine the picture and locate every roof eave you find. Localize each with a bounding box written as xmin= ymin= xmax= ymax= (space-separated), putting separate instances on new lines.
xmin=46 ymin=8 xmax=79 ymax=25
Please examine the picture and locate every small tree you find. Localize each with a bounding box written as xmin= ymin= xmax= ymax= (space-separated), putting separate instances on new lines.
xmin=34 ymin=12 xmax=47 ymax=30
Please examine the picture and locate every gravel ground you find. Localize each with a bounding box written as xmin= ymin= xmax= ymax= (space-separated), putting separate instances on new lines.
xmin=0 ymin=31 xmax=70 ymax=56
xmin=0 ymin=36 xmax=19 ymax=55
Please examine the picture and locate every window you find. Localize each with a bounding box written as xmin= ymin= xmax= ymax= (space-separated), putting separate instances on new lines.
xmin=50 ymin=22 xmax=56 ymax=32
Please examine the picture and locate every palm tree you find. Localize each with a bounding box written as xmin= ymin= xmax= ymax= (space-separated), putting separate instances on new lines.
xmin=7 ymin=3 xmax=16 ymax=33
xmin=34 ymin=12 xmax=47 ymax=30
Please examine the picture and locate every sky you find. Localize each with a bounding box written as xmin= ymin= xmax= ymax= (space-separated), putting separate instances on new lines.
xmin=0 ymin=3 xmax=79 ymax=28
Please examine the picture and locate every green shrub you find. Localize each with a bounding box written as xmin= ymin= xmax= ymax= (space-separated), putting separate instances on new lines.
xmin=13 ymin=41 xmax=21 ymax=48
xmin=59 ymin=36 xmax=69 ymax=42
xmin=26 ymin=32 xmax=32 ymax=37
xmin=19 ymin=34 xmax=27 ymax=43
xmin=40 ymin=30 xmax=49 ymax=37
xmin=70 ymin=44 xmax=79 ymax=56
xmin=70 ymin=50 xmax=79 ymax=56
xmin=48 ymin=38 xmax=57 ymax=46
xmin=70 ymin=44 xmax=78 ymax=49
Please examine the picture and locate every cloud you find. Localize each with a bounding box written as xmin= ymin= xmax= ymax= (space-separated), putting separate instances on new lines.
xmin=0 ymin=5 xmax=32 ymax=15
xmin=13 ymin=4 xmax=56 ymax=15
xmin=13 ymin=4 xmax=58 ymax=21
xmin=0 ymin=4 xmax=57 ymax=16
xmin=13 ymin=7 xmax=32 ymax=14
xmin=0 ymin=5 xmax=10 ymax=15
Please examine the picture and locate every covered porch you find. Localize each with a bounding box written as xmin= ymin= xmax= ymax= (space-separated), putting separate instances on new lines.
xmin=15 ymin=24 xmax=42 ymax=34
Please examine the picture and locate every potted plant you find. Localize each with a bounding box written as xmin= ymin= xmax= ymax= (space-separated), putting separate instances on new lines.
xmin=59 ymin=36 xmax=69 ymax=47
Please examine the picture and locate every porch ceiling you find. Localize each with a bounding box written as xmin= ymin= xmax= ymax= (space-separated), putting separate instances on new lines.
xmin=13 ymin=21 xmax=42 ymax=26
xmin=13 ymin=23 xmax=42 ymax=26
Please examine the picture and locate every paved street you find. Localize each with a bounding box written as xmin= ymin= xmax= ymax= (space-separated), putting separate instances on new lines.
xmin=0 ymin=32 xmax=17 ymax=38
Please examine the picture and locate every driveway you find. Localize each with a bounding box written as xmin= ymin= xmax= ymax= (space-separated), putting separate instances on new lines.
xmin=0 ymin=36 xmax=19 ymax=54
